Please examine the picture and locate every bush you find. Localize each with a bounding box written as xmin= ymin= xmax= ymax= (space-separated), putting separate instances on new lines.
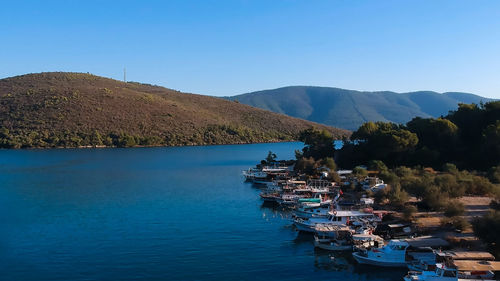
xmin=443 ymin=163 xmax=458 ymax=174
xmin=421 ymin=185 xmax=449 ymax=211
xmin=322 ymin=157 xmax=337 ymax=171
xmin=472 ymin=211 xmax=500 ymax=258
xmin=435 ymin=174 xmax=464 ymax=198
xmin=353 ymin=166 xmax=368 ymax=179
xmin=403 ymin=205 xmax=418 ymax=221
xmin=488 ymin=166 xmax=500 ymax=184
xmin=368 ymin=160 xmax=388 ymax=172
xmin=444 ymin=200 xmax=465 ymax=217
xmin=294 ymin=157 xmax=318 ymax=175
xmin=379 ymin=170 xmax=400 ymax=186
xmin=441 ymin=216 xmax=470 ymax=231
xmin=388 ymin=183 xmax=409 ymax=209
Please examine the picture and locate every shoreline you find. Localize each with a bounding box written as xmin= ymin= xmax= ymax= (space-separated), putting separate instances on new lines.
xmin=0 ymin=139 xmax=304 ymax=150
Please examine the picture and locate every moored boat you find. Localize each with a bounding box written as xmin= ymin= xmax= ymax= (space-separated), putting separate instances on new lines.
xmin=313 ymin=225 xmax=354 ymax=251
xmin=352 ymin=240 xmax=409 ymax=267
xmin=294 ymin=210 xmax=379 ymax=233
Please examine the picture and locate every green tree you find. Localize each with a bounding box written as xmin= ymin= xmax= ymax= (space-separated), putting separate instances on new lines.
xmin=368 ymin=160 xmax=388 ymax=172
xmin=294 ymin=157 xmax=318 ymax=175
xmin=299 ymin=128 xmax=335 ymax=160
xmin=322 ymin=157 xmax=337 ymax=171
xmin=90 ymin=130 xmax=103 ymax=146
xmin=352 ymin=166 xmax=368 ymax=179
xmin=118 ymin=133 xmax=137 ymax=147
xmin=265 ymin=151 xmax=277 ymax=164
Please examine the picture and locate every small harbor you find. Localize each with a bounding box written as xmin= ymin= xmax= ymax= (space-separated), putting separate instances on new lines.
xmin=243 ymin=152 xmax=500 ymax=280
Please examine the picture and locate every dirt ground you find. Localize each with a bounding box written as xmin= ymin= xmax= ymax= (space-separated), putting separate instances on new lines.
xmin=458 ymin=196 xmax=493 ymax=218
xmin=414 ymin=196 xmax=493 ymax=229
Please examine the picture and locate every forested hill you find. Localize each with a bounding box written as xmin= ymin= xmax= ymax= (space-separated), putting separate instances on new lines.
xmin=0 ymin=73 xmax=348 ymax=148
xmin=229 ymin=86 xmax=494 ymax=130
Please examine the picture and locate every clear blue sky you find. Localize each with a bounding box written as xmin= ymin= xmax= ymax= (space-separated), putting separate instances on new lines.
xmin=2 ymin=0 xmax=500 ymax=98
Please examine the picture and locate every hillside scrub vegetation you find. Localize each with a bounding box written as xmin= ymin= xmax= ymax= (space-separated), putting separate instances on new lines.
xmin=0 ymin=72 xmax=349 ymax=148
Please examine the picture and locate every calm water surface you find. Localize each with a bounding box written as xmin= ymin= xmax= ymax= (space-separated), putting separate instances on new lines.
xmin=0 ymin=143 xmax=405 ymax=280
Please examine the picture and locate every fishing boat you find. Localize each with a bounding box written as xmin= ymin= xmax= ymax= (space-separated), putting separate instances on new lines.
xmin=352 ymin=240 xmax=409 ymax=267
xmin=293 ymin=203 xmax=331 ymax=219
xmin=242 ymin=168 xmax=268 ymax=182
xmin=313 ymin=225 xmax=354 ymax=251
xmin=277 ymin=193 xmax=301 ymax=205
xmin=260 ymin=192 xmax=281 ymax=203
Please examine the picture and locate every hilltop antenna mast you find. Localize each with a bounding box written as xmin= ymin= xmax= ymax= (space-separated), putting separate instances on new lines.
xmin=123 ymin=67 xmax=127 ymax=82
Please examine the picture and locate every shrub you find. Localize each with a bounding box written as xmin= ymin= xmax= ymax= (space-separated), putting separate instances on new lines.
xmin=368 ymin=160 xmax=388 ymax=172
xmin=435 ymin=174 xmax=464 ymax=198
xmin=388 ymin=183 xmax=409 ymax=209
xmin=442 ymin=163 xmax=458 ymax=174
xmin=472 ymin=211 xmax=500 ymax=258
xmin=488 ymin=166 xmax=500 ymax=184
xmin=353 ymin=166 xmax=368 ymax=179
xmin=322 ymin=157 xmax=337 ymax=171
xmin=441 ymin=216 xmax=470 ymax=232
xmin=421 ymin=185 xmax=448 ymax=211
xmin=444 ymin=200 xmax=465 ymax=217
xmin=403 ymin=205 xmax=418 ymax=221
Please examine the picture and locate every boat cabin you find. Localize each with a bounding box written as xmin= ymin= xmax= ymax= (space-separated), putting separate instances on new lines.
xmin=327 ymin=210 xmax=378 ymax=225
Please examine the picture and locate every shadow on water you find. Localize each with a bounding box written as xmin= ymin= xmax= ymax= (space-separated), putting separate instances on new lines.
xmin=313 ymin=251 xmax=353 ymax=271
xmin=312 ymin=249 xmax=407 ymax=280
xmin=293 ymin=231 xmax=315 ymax=245
xmin=352 ymin=263 xmax=408 ymax=280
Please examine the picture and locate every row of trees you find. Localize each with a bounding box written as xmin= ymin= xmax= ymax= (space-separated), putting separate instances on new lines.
xmin=337 ymin=101 xmax=500 ymax=170
xmin=0 ymin=124 xmax=293 ymax=148
xmin=0 ymin=128 xmax=163 ymax=148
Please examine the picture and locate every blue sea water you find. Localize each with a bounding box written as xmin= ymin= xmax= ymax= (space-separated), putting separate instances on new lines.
xmin=0 ymin=143 xmax=405 ymax=281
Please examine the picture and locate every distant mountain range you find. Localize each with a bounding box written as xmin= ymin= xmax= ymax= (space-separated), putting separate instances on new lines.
xmin=0 ymin=73 xmax=348 ymax=148
xmin=229 ymin=86 xmax=495 ymax=130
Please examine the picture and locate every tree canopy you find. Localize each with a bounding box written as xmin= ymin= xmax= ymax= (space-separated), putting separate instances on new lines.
xmin=338 ymin=101 xmax=500 ymax=170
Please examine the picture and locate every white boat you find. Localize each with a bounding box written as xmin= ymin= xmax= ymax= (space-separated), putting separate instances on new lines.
xmin=352 ymin=240 xmax=409 ymax=267
xmin=403 ymin=260 xmax=500 ymax=281
xmin=242 ymin=168 xmax=268 ymax=182
xmin=293 ymin=203 xmax=331 ymax=219
xmin=294 ymin=210 xmax=379 ymax=233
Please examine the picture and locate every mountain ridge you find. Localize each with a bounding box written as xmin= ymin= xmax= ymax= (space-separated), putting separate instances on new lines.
xmin=229 ymin=86 xmax=495 ymax=130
